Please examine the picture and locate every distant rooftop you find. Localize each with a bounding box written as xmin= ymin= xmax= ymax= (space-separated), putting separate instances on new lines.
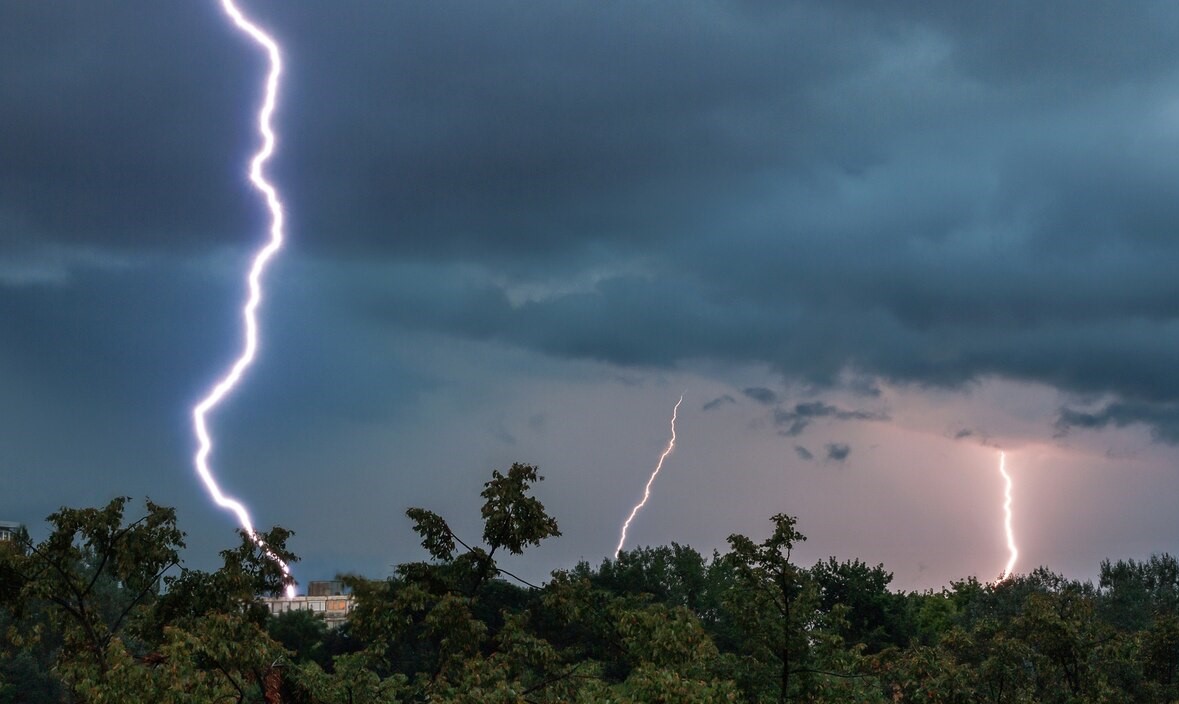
xmin=307 ymin=580 xmax=347 ymax=597
xmin=260 ymin=593 xmax=353 ymax=628
xmin=0 ymin=521 xmax=23 ymax=542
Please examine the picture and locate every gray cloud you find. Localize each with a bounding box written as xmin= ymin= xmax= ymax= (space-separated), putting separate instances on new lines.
xmin=702 ymin=395 xmax=736 ymax=411
xmin=1057 ymin=402 xmax=1179 ymax=445
xmin=954 ymin=429 xmax=973 ymax=440
xmin=12 ymin=4 xmax=1179 ymax=395
xmin=772 ymin=402 xmax=888 ymax=437
xmin=7 ymin=0 xmax=1179 ymax=472
xmin=10 ymin=0 xmax=1179 ymax=598
xmin=825 ymin=443 xmax=851 ymax=462
xmin=742 ymin=387 xmax=778 ymax=405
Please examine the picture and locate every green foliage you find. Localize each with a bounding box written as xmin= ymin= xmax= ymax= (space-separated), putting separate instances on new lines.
xmin=292 ymin=653 xmax=406 ymax=704
xmin=591 ymin=543 xmax=709 ymax=612
xmin=405 ymin=508 xmax=455 ymax=562
xmin=5 ymin=497 xmax=183 ymax=682
xmin=1100 ymin=553 xmax=1179 ymax=632
xmin=268 ymin=609 xmax=331 ymax=667
xmin=479 ymin=463 xmax=561 ymax=556
xmin=9 ymin=469 xmax=1179 ymax=703
xmin=810 ymin=557 xmax=906 ymax=653
xmin=0 ymin=498 xmax=300 ymax=702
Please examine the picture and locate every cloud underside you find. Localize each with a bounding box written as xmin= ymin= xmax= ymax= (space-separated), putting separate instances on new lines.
xmin=825 ymin=443 xmax=851 ymax=462
xmin=1057 ymin=402 xmax=1179 ymax=445
xmin=7 ymin=2 xmax=1179 ymax=440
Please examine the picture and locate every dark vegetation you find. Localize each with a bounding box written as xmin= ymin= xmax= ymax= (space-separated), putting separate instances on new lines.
xmin=4 ymin=462 xmax=1179 ymax=702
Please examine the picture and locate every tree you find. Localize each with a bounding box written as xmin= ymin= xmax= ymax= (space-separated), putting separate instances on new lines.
xmin=1099 ymin=554 xmax=1179 ymax=631
xmin=810 ymin=557 xmax=905 ymax=653
xmin=268 ymin=609 xmax=331 ymax=668
xmin=339 ymin=463 xmax=563 ymax=700
xmin=591 ymin=544 xmax=709 ymax=613
xmin=723 ymin=513 xmax=814 ymax=703
xmin=0 ymin=497 xmax=302 ymax=703
xmin=3 ymin=497 xmax=183 ymax=687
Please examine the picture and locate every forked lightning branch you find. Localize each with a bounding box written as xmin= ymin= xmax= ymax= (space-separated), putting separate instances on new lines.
xmin=192 ymin=0 xmax=295 ymax=597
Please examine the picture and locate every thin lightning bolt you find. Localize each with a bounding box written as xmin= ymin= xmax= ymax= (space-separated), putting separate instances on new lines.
xmin=615 ymin=395 xmax=683 ymax=559
xmin=192 ymin=0 xmax=295 ymax=598
xmin=997 ymin=450 xmax=1018 ymax=581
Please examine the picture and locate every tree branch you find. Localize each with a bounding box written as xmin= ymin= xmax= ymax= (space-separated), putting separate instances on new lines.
xmin=109 ymin=559 xmax=179 ymax=636
xmin=790 ymin=666 xmax=874 ymax=680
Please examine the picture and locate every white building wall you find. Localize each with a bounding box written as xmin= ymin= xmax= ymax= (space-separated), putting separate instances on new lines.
xmin=260 ymin=594 xmax=354 ymax=628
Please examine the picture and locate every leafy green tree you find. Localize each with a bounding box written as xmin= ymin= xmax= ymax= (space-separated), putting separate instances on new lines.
xmin=1100 ymin=554 xmax=1179 ymax=631
xmin=290 ymin=652 xmax=405 ymax=704
xmin=810 ymin=557 xmax=908 ymax=653
xmin=1140 ymin=613 xmax=1179 ymax=700
xmin=591 ymin=544 xmax=709 ymax=613
xmin=722 ymin=514 xmax=817 ymax=703
xmin=903 ymin=588 xmax=960 ymax=647
xmin=338 ymin=463 xmax=563 ymax=701
xmin=3 ymin=497 xmax=183 ymax=686
xmin=268 ymin=609 xmax=332 ymax=668
xmin=0 ymin=497 xmax=304 ymax=703
xmin=14 ymin=471 xmax=1179 ymax=703
xmin=874 ymin=637 xmax=976 ymax=704
xmin=0 ymin=526 xmax=61 ymax=704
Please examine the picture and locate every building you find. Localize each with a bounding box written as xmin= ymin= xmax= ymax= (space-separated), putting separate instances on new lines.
xmin=0 ymin=521 xmax=23 ymax=544
xmin=307 ymin=580 xmax=346 ymax=597
xmin=260 ymin=581 xmax=354 ymax=628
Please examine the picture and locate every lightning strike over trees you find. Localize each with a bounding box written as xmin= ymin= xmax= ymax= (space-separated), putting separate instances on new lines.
xmin=191 ymin=0 xmax=295 ymax=597
xmin=997 ymin=450 xmax=1018 ymax=581
xmin=615 ymin=394 xmax=683 ymax=558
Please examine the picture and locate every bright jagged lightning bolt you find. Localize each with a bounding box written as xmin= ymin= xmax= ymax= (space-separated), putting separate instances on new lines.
xmin=997 ymin=450 xmax=1019 ymax=581
xmin=615 ymin=395 xmax=684 ymax=559
xmin=192 ymin=0 xmax=295 ymax=598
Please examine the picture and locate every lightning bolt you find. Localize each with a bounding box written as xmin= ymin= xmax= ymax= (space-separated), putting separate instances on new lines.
xmin=997 ymin=450 xmax=1018 ymax=581
xmin=615 ymin=395 xmax=683 ymax=559
xmin=192 ymin=0 xmax=295 ymax=598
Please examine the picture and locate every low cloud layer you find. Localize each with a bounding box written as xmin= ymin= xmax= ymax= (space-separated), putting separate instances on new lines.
xmin=9 ymin=2 xmax=1179 ymax=593
xmin=743 ymin=387 xmax=779 ymax=406
xmin=773 ymin=402 xmax=888 ymax=437
xmin=8 ymin=4 xmax=1179 ymax=436
xmin=702 ymin=395 xmax=736 ymax=411
xmin=1057 ymin=402 xmax=1179 ymax=444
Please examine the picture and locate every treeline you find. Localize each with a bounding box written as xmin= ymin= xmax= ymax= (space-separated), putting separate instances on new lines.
xmin=3 ymin=463 xmax=1179 ymax=703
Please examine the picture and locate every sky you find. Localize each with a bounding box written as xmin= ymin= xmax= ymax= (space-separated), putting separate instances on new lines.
xmin=5 ymin=1 xmax=1179 ymax=593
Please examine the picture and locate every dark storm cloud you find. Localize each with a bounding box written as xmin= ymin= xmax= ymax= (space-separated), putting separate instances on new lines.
xmin=0 ymin=256 xmax=428 ymax=459
xmin=702 ymin=395 xmax=736 ymax=412
xmin=742 ymin=387 xmax=778 ymax=405
xmin=0 ymin=3 xmax=265 ymax=250
xmin=794 ymin=446 xmax=814 ymax=461
xmin=771 ymin=402 xmax=888 ymax=437
xmin=954 ymin=429 xmax=974 ymax=440
xmin=831 ymin=1 xmax=1179 ymax=84
xmin=825 ymin=443 xmax=851 ymax=462
xmin=1056 ymin=403 xmax=1179 ymax=445
xmin=10 ymin=2 xmax=1179 ymax=441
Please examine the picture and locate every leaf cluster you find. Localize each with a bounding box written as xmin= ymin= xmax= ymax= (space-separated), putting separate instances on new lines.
xmin=9 ymin=466 xmax=1179 ymax=703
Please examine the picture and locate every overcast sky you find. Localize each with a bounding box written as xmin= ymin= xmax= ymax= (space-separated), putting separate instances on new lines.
xmin=6 ymin=0 xmax=1179 ymax=592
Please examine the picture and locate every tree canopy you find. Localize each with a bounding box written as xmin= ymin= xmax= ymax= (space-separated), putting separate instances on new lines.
xmin=3 ymin=464 xmax=1177 ymax=703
